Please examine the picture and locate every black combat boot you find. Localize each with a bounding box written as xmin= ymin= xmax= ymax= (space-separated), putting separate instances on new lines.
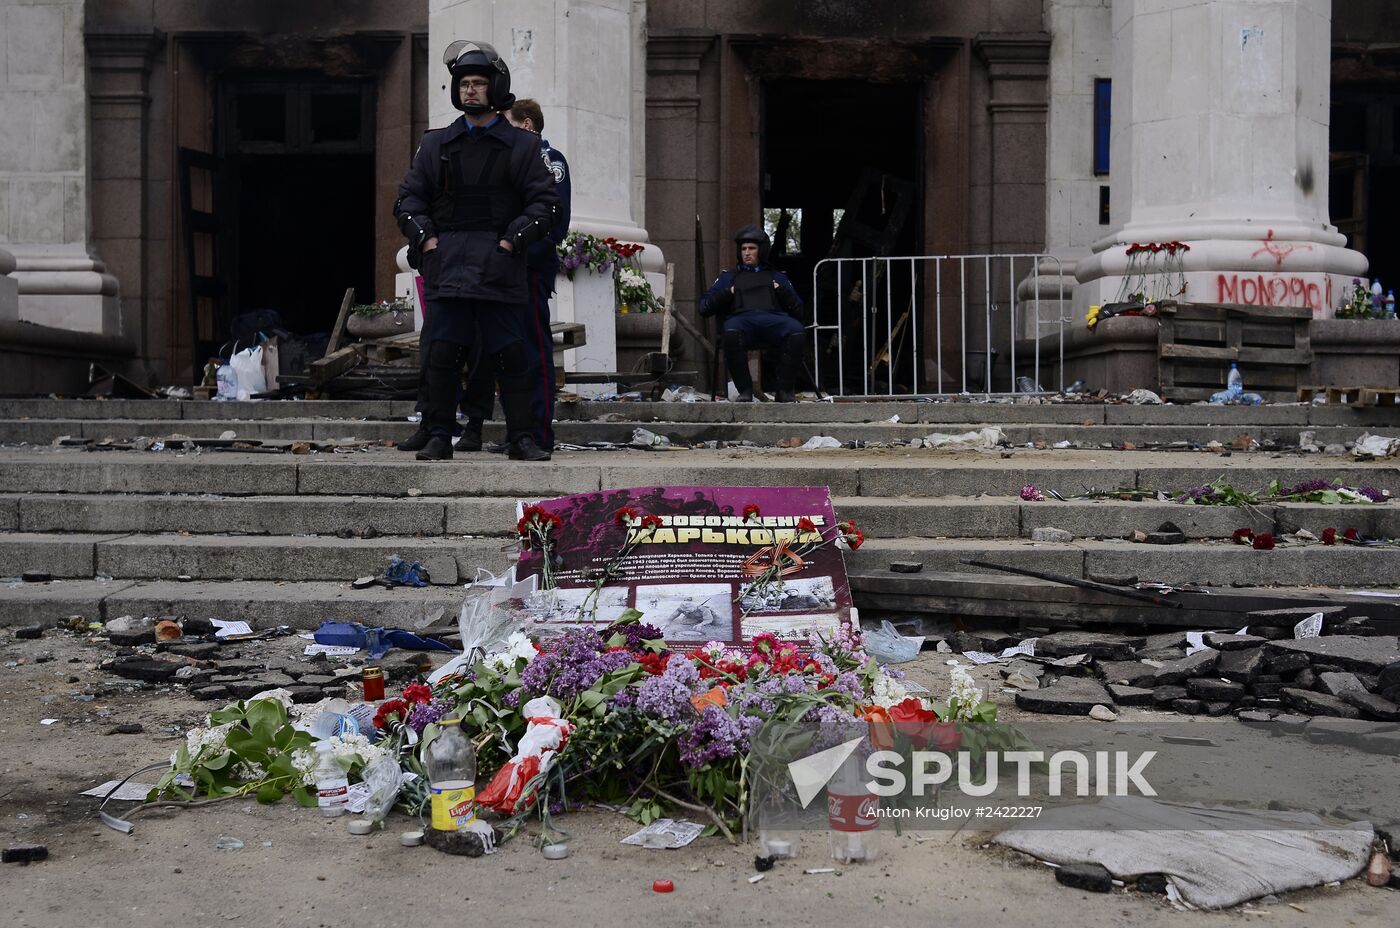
xmin=453 ymin=420 xmax=483 ymax=452
xmin=415 ymin=435 xmax=453 ymax=461
xmin=722 ymin=329 xmax=754 ymax=402
xmin=773 ymin=332 xmax=806 ymax=403
xmin=508 ymin=435 xmax=552 ymax=461
xmin=397 ymin=425 xmax=431 ymax=451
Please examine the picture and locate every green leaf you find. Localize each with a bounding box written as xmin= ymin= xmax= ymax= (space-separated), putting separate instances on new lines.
xmin=255 ymin=781 xmax=284 ymax=804
xmin=616 ymin=608 xmax=643 ymax=623
xmin=202 ymin=750 xmax=234 ymax=772
xmin=291 ymin=784 xmax=318 ymax=809
xmin=245 ymin=698 xmax=286 ymax=744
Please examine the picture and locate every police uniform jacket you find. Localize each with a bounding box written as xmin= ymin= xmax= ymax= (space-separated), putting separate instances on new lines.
xmin=396 ymin=115 xmax=561 ymax=304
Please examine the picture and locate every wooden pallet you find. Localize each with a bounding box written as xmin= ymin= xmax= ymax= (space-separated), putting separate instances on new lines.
xmin=1297 ymin=384 xmax=1400 ymax=406
xmin=1157 ymin=301 xmax=1311 ymax=402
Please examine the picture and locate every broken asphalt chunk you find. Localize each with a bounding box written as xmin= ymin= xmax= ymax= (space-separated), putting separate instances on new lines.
xmin=1037 ymin=632 xmax=1144 ymax=661
xmin=1054 ymin=862 xmax=1113 ymax=893
xmin=1014 ymin=678 xmax=1112 ymax=716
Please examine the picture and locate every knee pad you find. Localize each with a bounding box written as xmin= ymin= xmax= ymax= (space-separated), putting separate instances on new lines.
xmin=428 ymin=339 xmax=464 ymax=372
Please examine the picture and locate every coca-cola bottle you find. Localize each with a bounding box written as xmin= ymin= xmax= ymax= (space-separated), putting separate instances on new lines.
xmin=827 ymin=753 xmax=880 ymax=863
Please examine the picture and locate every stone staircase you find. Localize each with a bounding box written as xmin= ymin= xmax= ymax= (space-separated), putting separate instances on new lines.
xmin=2 ymin=397 xmax=1399 ymax=630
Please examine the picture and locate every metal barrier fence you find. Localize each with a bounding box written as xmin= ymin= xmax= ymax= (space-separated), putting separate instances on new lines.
xmin=809 ymin=254 xmax=1071 ymax=397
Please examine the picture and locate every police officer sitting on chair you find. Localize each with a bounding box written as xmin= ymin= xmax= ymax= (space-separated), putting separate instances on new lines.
xmin=698 ymin=226 xmax=805 ymax=402
xmin=394 ymin=40 xmax=560 ymax=461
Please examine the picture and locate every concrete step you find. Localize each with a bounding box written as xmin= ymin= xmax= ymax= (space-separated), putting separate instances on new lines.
xmin=8 ymin=492 xmax=1398 ymax=543
xmin=1 ymin=494 xmax=516 ymax=537
xmin=1 ymin=448 xmax=1397 ymax=499
xmin=5 ymin=528 xmax=1398 ymax=589
xmin=3 ymin=397 xmax=1398 ymax=428
xmin=0 ymin=532 xmax=507 ymax=584
xmin=0 ymin=417 xmax=1386 ymax=449
xmin=0 ymin=578 xmax=463 ymax=629
xmin=848 ymin=537 xmax=1400 ymax=588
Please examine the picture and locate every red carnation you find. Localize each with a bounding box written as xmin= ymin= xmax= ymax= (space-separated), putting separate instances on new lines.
xmin=1321 ymin=528 xmax=1337 ymax=545
xmin=640 ymin=514 xmax=663 ymax=531
xmin=845 ymin=528 xmax=865 ymax=550
xmin=638 ymin=652 xmax=671 ymax=676
xmin=742 ymin=503 xmax=761 ymax=521
xmin=797 ymin=517 xmax=817 ymax=534
xmin=373 ymin=698 xmax=410 ymax=730
xmin=1344 ymin=528 xmax=1359 ymax=542
xmin=402 ymin=683 xmax=432 ymax=706
xmin=614 ymin=506 xmax=639 ymax=524
xmin=1252 ymin=533 xmax=1276 ymax=551
xmin=1232 ymin=528 xmax=1254 ymax=545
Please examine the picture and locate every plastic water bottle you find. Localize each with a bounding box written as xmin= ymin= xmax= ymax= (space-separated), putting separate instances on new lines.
xmin=1386 ymin=290 xmax=1396 ymax=319
xmin=427 ymin=718 xmax=477 ymax=832
xmin=1227 ymin=363 xmax=1243 ymax=397
xmin=827 ymin=754 xmax=880 ymax=863
xmin=313 ymin=742 xmax=349 ymax=817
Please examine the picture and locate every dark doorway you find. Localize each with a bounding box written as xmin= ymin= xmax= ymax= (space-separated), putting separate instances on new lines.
xmin=219 ymin=78 xmax=377 ymax=337
xmin=1330 ymin=87 xmax=1400 ymax=295
xmin=761 ymin=80 xmax=923 ymax=393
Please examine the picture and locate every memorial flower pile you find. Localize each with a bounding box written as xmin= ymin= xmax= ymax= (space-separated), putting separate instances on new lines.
xmin=154 ymin=618 xmax=1012 ymax=844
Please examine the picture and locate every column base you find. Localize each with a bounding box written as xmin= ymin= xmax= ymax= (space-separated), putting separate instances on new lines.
xmin=1075 ymin=229 xmax=1368 ymax=318
xmin=7 ymin=244 xmax=122 ymax=335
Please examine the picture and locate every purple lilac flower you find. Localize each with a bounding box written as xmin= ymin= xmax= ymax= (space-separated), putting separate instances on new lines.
xmin=519 ymin=627 xmax=635 ymax=700
xmin=1175 ymin=485 xmax=1218 ymax=504
xmin=602 ymin=620 xmax=666 ymax=652
xmin=1281 ymin=479 xmax=1337 ymax=496
xmin=1357 ymin=485 xmax=1389 ymax=502
xmin=406 ymin=699 xmax=450 ymax=734
xmin=825 ymin=671 xmax=865 ymax=702
xmin=806 ymin=703 xmax=866 ymax=751
xmin=678 ymin=706 xmax=763 ymax=767
xmin=635 ymin=656 xmax=700 ymax=722
xmin=502 ymin=689 xmax=521 ymax=708
xmin=609 ymin=689 xmax=637 ymax=710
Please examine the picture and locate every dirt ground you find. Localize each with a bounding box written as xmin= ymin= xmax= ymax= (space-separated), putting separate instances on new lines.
xmin=0 ymin=630 xmax=1395 ymax=928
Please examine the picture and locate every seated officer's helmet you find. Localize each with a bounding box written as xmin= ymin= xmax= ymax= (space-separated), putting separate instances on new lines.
xmin=734 ymin=224 xmax=772 ymax=265
xmin=443 ymin=40 xmax=515 ymax=114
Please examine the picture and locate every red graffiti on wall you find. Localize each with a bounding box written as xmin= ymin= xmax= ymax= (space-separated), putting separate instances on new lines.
xmin=1250 ymin=229 xmax=1312 ymax=267
xmin=1217 ymin=273 xmax=1332 ymax=312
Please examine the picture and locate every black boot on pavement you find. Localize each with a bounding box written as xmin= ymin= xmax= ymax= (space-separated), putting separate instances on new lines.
xmin=508 ymin=435 xmax=552 ymax=461
xmin=397 ymin=426 xmax=431 ymax=451
xmin=415 ymin=436 xmax=454 ymax=461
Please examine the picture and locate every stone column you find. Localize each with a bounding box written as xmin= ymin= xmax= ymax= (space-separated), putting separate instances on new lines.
xmin=86 ymin=32 xmax=162 ymax=356
xmin=427 ymin=0 xmax=665 ymax=382
xmin=0 ymin=0 xmax=120 ymax=334
xmin=1076 ymin=0 xmax=1365 ymax=316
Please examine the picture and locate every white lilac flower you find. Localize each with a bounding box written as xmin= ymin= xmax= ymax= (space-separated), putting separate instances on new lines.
xmin=172 ymin=722 xmax=234 ymax=767
xmin=870 ymin=670 xmax=910 ymax=708
xmin=485 ymin=630 xmax=537 ymax=673
xmin=949 ymin=663 xmax=984 ymax=719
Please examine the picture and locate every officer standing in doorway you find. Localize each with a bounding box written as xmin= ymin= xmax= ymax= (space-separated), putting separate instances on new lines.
xmin=456 ymin=98 xmax=571 ymax=454
xmin=394 ymin=41 xmax=560 ymax=461
xmin=698 ymin=226 xmax=806 ymax=402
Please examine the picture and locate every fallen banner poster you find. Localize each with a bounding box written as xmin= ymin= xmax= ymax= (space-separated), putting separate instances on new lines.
xmin=516 ymin=486 xmax=853 ymax=643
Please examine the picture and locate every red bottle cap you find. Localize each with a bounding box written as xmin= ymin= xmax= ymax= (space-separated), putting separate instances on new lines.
xmin=652 ymin=879 xmax=674 ymax=893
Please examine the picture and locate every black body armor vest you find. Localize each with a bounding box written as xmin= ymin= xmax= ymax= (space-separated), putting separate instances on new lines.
xmin=732 ymin=269 xmax=776 ymax=313
xmin=430 ymin=133 xmax=523 ymax=234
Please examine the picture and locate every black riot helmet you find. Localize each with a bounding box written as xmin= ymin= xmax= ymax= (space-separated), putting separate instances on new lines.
xmin=443 ymin=40 xmax=515 ymax=114
xmin=733 ymin=225 xmax=772 ymax=266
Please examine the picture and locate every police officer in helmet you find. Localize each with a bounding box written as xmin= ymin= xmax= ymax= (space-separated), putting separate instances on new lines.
xmin=698 ymin=226 xmax=806 ymax=402
xmin=394 ymin=40 xmax=561 ymax=461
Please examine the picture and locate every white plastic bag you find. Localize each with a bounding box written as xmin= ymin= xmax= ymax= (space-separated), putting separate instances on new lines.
xmin=230 ymin=345 xmax=266 ymax=400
